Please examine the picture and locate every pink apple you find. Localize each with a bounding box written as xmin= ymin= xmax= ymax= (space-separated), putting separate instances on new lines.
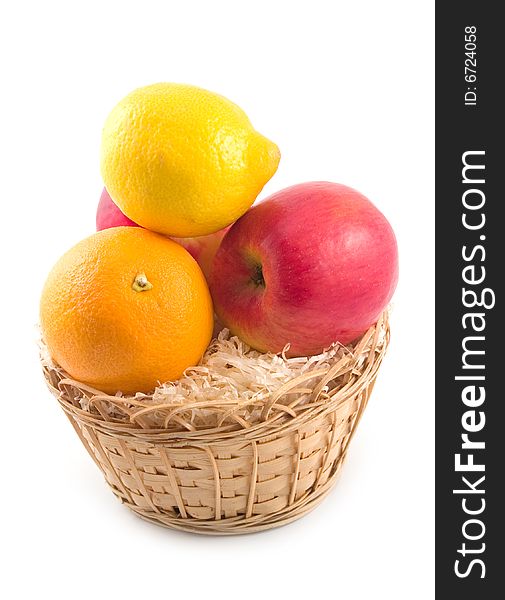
xmin=209 ymin=181 xmax=398 ymax=356
xmin=96 ymin=188 xmax=229 ymax=280
xmin=172 ymin=230 xmax=229 ymax=281
xmin=96 ymin=188 xmax=139 ymax=230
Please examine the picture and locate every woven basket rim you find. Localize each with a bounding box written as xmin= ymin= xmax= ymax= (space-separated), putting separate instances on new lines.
xmin=42 ymin=312 xmax=390 ymax=442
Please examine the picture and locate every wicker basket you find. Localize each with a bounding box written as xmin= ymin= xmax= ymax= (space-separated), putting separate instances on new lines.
xmin=42 ymin=313 xmax=389 ymax=535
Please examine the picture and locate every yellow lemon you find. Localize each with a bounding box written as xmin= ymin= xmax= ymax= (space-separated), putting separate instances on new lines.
xmin=100 ymin=83 xmax=280 ymax=237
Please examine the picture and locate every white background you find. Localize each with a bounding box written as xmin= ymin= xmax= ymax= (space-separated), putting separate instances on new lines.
xmin=1 ymin=1 xmax=434 ymax=598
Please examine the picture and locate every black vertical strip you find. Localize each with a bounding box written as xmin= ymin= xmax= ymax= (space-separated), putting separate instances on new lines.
xmin=436 ymin=3 xmax=503 ymax=597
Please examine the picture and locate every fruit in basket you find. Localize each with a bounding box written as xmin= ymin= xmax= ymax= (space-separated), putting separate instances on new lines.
xmin=100 ymin=82 xmax=280 ymax=237
xmin=210 ymin=181 xmax=398 ymax=356
xmin=40 ymin=227 xmax=214 ymax=394
xmin=96 ymin=188 xmax=229 ymax=280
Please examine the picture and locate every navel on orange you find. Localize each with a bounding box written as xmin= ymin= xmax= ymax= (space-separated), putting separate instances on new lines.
xmin=40 ymin=227 xmax=214 ymax=394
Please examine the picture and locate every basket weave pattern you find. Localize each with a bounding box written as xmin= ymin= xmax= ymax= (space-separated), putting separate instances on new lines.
xmin=42 ymin=315 xmax=389 ymax=534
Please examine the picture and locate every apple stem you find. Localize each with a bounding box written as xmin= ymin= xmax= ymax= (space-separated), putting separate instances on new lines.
xmin=251 ymin=264 xmax=265 ymax=288
xmin=132 ymin=272 xmax=153 ymax=292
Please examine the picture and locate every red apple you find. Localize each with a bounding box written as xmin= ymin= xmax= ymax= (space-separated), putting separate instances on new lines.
xmin=96 ymin=188 xmax=139 ymax=230
xmin=172 ymin=230 xmax=229 ymax=281
xmin=96 ymin=188 xmax=229 ymax=280
xmin=209 ymin=181 xmax=398 ymax=356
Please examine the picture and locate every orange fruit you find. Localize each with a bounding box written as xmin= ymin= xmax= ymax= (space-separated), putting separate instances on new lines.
xmin=40 ymin=227 xmax=213 ymax=394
